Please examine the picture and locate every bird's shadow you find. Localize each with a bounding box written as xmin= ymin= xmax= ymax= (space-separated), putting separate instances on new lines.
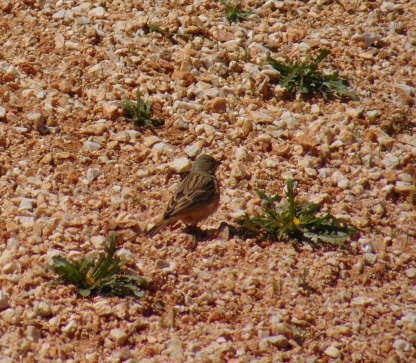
xmin=181 ymin=222 xmax=236 ymax=250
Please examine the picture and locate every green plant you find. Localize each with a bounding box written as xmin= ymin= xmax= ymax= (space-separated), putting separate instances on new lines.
xmin=266 ymin=49 xmax=358 ymax=100
xmin=146 ymin=23 xmax=162 ymax=33
xmin=220 ymin=0 xmax=251 ymax=23
xmin=120 ymin=89 xmax=164 ymax=129
xmin=238 ymin=179 xmax=356 ymax=248
xmin=47 ymin=232 xmax=148 ymax=298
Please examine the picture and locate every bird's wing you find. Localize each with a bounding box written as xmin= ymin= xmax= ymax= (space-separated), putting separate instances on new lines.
xmin=164 ymin=173 xmax=218 ymax=219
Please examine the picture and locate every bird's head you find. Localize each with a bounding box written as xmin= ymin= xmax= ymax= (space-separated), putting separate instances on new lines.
xmin=191 ymin=154 xmax=219 ymax=174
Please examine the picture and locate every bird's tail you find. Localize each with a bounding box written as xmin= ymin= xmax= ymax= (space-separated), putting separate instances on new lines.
xmin=145 ymin=219 xmax=170 ymax=237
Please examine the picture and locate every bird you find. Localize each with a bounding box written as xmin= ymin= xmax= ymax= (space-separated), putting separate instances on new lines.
xmin=145 ymin=154 xmax=220 ymax=237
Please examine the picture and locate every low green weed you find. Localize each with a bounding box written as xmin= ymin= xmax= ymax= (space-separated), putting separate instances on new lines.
xmin=266 ymin=49 xmax=358 ymax=100
xmin=238 ymin=179 xmax=356 ymax=248
xmin=120 ymin=89 xmax=164 ymax=129
xmin=48 ymin=232 xmax=148 ymax=298
xmin=220 ymin=0 xmax=251 ymax=23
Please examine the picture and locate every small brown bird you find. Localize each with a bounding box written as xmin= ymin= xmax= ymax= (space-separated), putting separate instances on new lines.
xmin=145 ymin=155 xmax=220 ymax=237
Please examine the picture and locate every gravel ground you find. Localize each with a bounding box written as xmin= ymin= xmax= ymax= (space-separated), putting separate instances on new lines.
xmin=0 ymin=0 xmax=416 ymax=362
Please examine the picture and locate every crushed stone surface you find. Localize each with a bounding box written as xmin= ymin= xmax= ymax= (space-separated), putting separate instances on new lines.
xmin=0 ymin=0 xmax=415 ymax=362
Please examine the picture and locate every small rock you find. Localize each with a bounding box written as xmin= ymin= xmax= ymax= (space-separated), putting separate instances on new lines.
xmin=247 ymin=110 xmax=274 ymax=124
xmin=271 ymin=323 xmax=295 ymax=339
xmin=0 ymin=291 xmax=9 ymax=309
xmin=103 ymin=103 xmax=119 ymax=120
xmin=86 ymin=168 xmax=100 ymax=182
xmin=332 ymin=171 xmax=346 ymax=183
xmin=171 ymin=71 xmax=195 ymax=87
xmin=281 ymin=114 xmax=299 ymax=129
xmin=265 ymin=158 xmax=279 ymax=168
xmin=366 ymin=110 xmax=381 ymax=123
xmin=0 ymin=0 xmax=12 ymax=12
xmin=393 ymin=339 xmax=412 ymax=352
xmin=55 ymin=35 xmax=65 ymax=48
xmin=94 ymin=301 xmax=113 ymax=316
xmin=88 ymin=6 xmax=106 ymax=18
xmin=53 ymin=9 xmax=73 ymax=19
xmin=83 ymin=141 xmax=101 ymax=151
xmin=382 ymin=156 xmax=400 ymax=168
xmin=338 ymin=290 xmax=352 ymax=302
xmin=346 ymin=107 xmax=363 ymax=118
xmin=0 ymin=106 xmax=6 ymax=118
xmin=154 ymin=259 xmax=171 ymax=269
xmin=199 ymin=292 xmax=215 ymax=304
xmin=264 ymin=335 xmax=289 ymax=349
xmin=62 ymin=320 xmax=78 ymax=335
xmin=336 ymin=326 xmax=352 ymax=336
xmin=363 ymin=253 xmax=377 ymax=265
xmin=55 ymin=152 xmax=72 ymax=160
xmin=324 ymin=346 xmax=341 ymax=358
xmin=231 ymin=162 xmax=246 ymax=180
xmin=40 ymin=154 xmax=53 ymax=165
xmin=26 ymin=326 xmax=40 ymax=343
xmin=79 ymin=124 xmax=107 ymax=136
xmin=184 ymin=142 xmax=202 ymax=158
xmin=110 ymin=328 xmax=128 ymax=345
xmin=351 ymin=296 xmax=374 ymax=306
xmin=19 ymin=217 xmax=35 ymax=229
xmin=338 ymin=179 xmax=349 ymax=189
xmin=406 ymin=268 xmax=416 ymax=279
xmin=5 ymin=65 xmax=19 ymax=80
xmin=91 ymin=235 xmax=107 ymax=249
xmin=235 ymin=147 xmax=249 ymax=161
xmin=169 ymin=157 xmax=191 ymax=173
xmin=205 ymin=98 xmax=227 ymax=114
xmin=19 ymin=198 xmax=34 ymax=210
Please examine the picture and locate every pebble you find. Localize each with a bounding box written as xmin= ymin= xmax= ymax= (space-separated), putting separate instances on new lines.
xmin=19 ymin=217 xmax=35 ymax=229
xmin=332 ymin=171 xmax=346 ymax=183
xmin=0 ymin=106 xmax=6 ymax=118
xmin=169 ymin=157 xmax=191 ymax=173
xmin=19 ymin=198 xmax=34 ymax=210
xmin=91 ymin=235 xmax=107 ymax=249
xmin=62 ymin=320 xmax=78 ymax=335
xmin=264 ymin=335 xmax=289 ymax=349
xmin=53 ymin=10 xmax=73 ymax=19
xmin=184 ymin=142 xmax=202 ymax=158
xmin=80 ymin=124 xmax=107 ymax=136
xmin=103 ymin=103 xmax=119 ymax=120
xmin=382 ymin=156 xmax=400 ymax=168
xmin=0 ymin=291 xmax=9 ymax=309
xmin=199 ymin=292 xmax=215 ymax=304
xmin=83 ymin=141 xmax=101 ymax=151
xmin=235 ymin=147 xmax=249 ymax=161
xmin=366 ymin=110 xmax=381 ymax=123
xmin=271 ymin=323 xmax=295 ymax=339
xmin=154 ymin=259 xmax=171 ymax=269
xmin=281 ymin=115 xmax=299 ymax=130
xmin=406 ymin=268 xmax=416 ymax=279
xmin=337 ymin=179 xmax=349 ymax=189
xmin=393 ymin=339 xmax=412 ymax=352
xmin=26 ymin=326 xmax=40 ymax=342
xmin=88 ymin=7 xmax=106 ymax=18
xmin=205 ymin=98 xmax=227 ymax=114
xmin=247 ymin=110 xmax=274 ymax=124
xmin=94 ymin=301 xmax=113 ymax=316
xmin=363 ymin=253 xmax=377 ymax=265
xmin=86 ymin=168 xmax=100 ymax=182
xmin=324 ymin=346 xmax=341 ymax=358
xmin=110 ymin=328 xmax=128 ymax=345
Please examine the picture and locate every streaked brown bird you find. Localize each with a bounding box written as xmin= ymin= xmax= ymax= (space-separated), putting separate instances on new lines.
xmin=145 ymin=154 xmax=220 ymax=237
